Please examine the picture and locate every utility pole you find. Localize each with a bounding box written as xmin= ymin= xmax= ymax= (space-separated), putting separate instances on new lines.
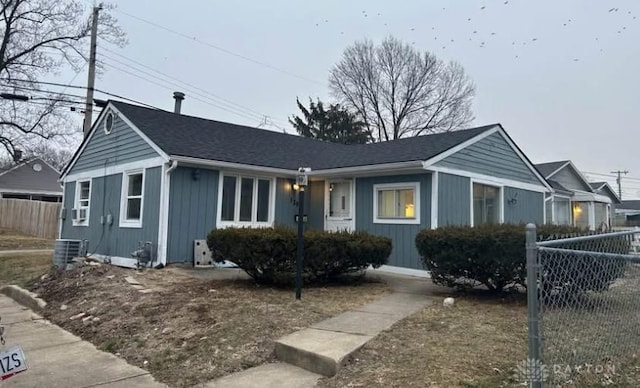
xmin=83 ymin=3 xmax=102 ymax=138
xmin=611 ymin=170 xmax=629 ymax=199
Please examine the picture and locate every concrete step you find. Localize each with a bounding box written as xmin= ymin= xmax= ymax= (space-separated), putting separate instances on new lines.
xmin=274 ymin=328 xmax=372 ymax=377
xmin=204 ymin=362 xmax=320 ymax=388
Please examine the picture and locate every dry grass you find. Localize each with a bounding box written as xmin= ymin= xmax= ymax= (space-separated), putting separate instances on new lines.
xmin=0 ymin=228 xmax=54 ymax=250
xmin=0 ymin=254 xmax=52 ymax=287
xmin=31 ymin=264 xmax=389 ymax=387
xmin=319 ymin=292 xmax=529 ymax=388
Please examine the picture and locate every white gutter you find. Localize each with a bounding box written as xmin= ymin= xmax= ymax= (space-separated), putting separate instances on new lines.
xmin=309 ymin=161 xmax=425 ymax=176
xmin=170 ymin=155 xmax=297 ymax=176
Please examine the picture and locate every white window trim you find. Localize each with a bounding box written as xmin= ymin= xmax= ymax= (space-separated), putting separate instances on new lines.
xmin=373 ymin=182 xmax=420 ymax=225
xmin=470 ymin=179 xmax=504 ymax=227
xmin=216 ymin=173 xmax=276 ymax=228
xmin=119 ymin=169 xmax=145 ymax=228
xmin=73 ymin=179 xmax=92 ymax=227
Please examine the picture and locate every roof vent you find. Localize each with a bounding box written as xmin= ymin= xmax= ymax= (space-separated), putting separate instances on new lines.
xmin=173 ymin=92 xmax=185 ymax=114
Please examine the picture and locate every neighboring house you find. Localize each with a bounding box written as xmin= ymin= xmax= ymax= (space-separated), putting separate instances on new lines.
xmin=59 ymin=100 xmax=551 ymax=274
xmin=535 ymin=161 xmax=620 ymax=230
xmin=615 ymin=200 xmax=640 ymax=227
xmin=0 ymin=158 xmax=63 ymax=202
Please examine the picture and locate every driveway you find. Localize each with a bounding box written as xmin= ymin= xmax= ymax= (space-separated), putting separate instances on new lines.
xmin=0 ymin=295 xmax=166 ymax=387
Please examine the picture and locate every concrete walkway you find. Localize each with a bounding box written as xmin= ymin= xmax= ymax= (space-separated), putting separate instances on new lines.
xmin=204 ymin=270 xmax=446 ymax=388
xmin=0 ymin=295 xmax=167 ymax=388
xmin=0 ymin=249 xmax=53 ymax=257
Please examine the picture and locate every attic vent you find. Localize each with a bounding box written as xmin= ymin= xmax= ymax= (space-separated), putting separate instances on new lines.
xmin=104 ymin=112 xmax=114 ymax=134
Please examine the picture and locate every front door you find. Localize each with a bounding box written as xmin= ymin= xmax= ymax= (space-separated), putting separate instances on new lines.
xmin=325 ymin=180 xmax=354 ymax=232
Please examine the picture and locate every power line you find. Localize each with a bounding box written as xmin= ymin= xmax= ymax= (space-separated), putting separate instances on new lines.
xmin=98 ymin=56 xmax=266 ymax=123
xmin=98 ymin=44 xmax=288 ymax=126
xmin=112 ymin=8 xmax=323 ymax=86
xmin=0 ymin=78 xmax=162 ymax=110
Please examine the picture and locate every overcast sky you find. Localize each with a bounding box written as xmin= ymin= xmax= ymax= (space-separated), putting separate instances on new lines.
xmin=57 ymin=0 xmax=640 ymax=198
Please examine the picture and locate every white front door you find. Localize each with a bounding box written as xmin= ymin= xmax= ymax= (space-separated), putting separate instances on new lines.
xmin=325 ymin=180 xmax=355 ymax=232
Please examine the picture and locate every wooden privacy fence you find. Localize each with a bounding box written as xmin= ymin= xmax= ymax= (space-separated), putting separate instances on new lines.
xmin=0 ymin=199 xmax=61 ymax=239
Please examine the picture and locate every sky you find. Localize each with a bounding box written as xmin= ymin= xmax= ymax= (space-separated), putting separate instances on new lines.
xmin=50 ymin=0 xmax=640 ymax=198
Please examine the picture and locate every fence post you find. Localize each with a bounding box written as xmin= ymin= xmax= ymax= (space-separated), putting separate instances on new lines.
xmin=526 ymin=223 xmax=543 ymax=387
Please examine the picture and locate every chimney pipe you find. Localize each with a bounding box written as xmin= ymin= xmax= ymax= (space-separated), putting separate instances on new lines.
xmin=173 ymin=92 xmax=185 ymax=114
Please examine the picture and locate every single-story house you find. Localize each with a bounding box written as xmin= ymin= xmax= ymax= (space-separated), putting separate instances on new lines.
xmin=535 ymin=160 xmax=620 ymax=230
xmin=615 ymin=200 xmax=640 ymax=227
xmin=0 ymin=158 xmax=63 ymax=202
xmin=59 ymin=100 xmax=552 ymax=274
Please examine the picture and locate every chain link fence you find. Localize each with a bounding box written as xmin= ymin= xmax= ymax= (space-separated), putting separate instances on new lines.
xmin=526 ymin=225 xmax=640 ymax=387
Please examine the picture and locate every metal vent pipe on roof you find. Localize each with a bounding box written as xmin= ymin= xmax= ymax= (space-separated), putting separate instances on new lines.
xmin=173 ymin=92 xmax=185 ymax=114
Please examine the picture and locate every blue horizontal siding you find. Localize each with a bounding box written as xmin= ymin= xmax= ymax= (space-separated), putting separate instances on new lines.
xmin=69 ymin=111 xmax=159 ymax=174
xmin=355 ymin=174 xmax=431 ymax=270
xmin=60 ymin=167 xmax=162 ymax=259
xmin=436 ymin=132 xmax=539 ymax=184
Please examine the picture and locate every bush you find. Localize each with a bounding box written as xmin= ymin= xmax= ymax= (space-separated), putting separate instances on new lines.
xmin=415 ymin=224 xmax=628 ymax=293
xmin=207 ymin=227 xmax=391 ymax=285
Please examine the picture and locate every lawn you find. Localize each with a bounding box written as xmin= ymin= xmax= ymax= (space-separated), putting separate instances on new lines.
xmin=318 ymin=288 xmax=640 ymax=388
xmin=0 ymin=228 xmax=54 ymax=250
xmin=0 ymin=254 xmax=52 ymax=287
xmin=31 ymin=264 xmax=390 ymax=387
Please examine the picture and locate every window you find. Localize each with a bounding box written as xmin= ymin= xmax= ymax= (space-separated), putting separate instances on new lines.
xmin=473 ymin=183 xmax=500 ymax=226
xmin=219 ymin=174 xmax=273 ymax=226
xmin=120 ymin=170 xmax=144 ymax=227
xmin=373 ymin=182 xmax=419 ymax=224
xmin=573 ymin=202 xmax=590 ymax=229
xmin=73 ymin=179 xmax=91 ymax=226
xmin=553 ymin=198 xmax=571 ymax=225
xmin=104 ymin=112 xmax=114 ymax=134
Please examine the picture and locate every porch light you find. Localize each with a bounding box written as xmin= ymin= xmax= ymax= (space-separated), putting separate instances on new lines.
xmin=292 ymin=183 xmax=300 ymax=191
xmin=329 ymin=183 xmax=334 ymax=192
xmin=573 ymin=205 xmax=582 ymax=215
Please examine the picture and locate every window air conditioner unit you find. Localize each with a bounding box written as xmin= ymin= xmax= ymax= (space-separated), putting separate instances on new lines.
xmin=72 ymin=208 xmax=87 ymax=222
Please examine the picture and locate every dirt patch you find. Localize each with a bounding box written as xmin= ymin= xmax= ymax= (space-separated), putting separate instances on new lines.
xmin=318 ymin=292 xmax=529 ymax=388
xmin=0 ymin=228 xmax=53 ymax=250
xmin=0 ymin=254 xmax=52 ymax=287
xmin=31 ymin=264 xmax=389 ymax=387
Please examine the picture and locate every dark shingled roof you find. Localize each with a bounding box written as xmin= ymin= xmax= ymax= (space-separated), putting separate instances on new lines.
xmin=548 ymin=179 xmax=573 ymax=194
xmin=535 ymin=161 xmax=569 ymax=178
xmin=111 ymin=101 xmax=498 ymax=170
xmin=0 ymin=158 xmax=62 ymax=194
xmin=619 ymin=200 xmax=640 ymax=210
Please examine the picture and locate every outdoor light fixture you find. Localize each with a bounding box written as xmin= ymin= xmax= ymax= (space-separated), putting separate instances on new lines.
xmin=292 ymin=183 xmax=300 ymax=191
xmin=329 ymin=183 xmax=334 ymax=192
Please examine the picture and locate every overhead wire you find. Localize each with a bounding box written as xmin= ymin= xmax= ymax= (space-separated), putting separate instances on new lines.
xmin=98 ymin=44 xmax=288 ymax=127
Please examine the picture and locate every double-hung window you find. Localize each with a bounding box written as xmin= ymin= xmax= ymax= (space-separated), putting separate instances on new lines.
xmin=373 ymin=182 xmax=420 ymax=224
xmin=220 ymin=174 xmax=272 ymax=226
xmin=120 ymin=170 xmax=144 ymax=227
xmin=73 ymin=179 xmax=91 ymax=226
xmin=472 ymin=183 xmax=500 ymax=226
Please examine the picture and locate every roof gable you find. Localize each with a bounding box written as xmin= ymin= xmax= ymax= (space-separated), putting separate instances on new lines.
xmin=0 ymin=158 xmax=62 ymax=194
xmin=535 ymin=161 xmax=592 ymax=193
xmin=109 ymin=101 xmax=498 ymax=171
xmin=64 ymin=104 xmax=166 ymax=177
xmin=590 ymin=182 xmax=621 ymax=204
xmin=433 ymin=129 xmax=543 ymax=185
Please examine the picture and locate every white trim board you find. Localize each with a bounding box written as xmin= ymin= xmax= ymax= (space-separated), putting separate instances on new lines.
xmin=64 ymin=157 xmax=165 ymax=182
xmin=0 ymin=188 xmax=62 ymax=196
xmin=431 ymin=171 xmax=439 ymax=229
xmin=61 ymin=103 xmax=169 ymax=180
xmin=426 ymin=165 xmax=549 ymax=193
xmin=88 ymin=254 xmax=142 ymax=269
xmin=172 ymin=155 xmax=297 ymax=177
xmin=311 ymin=161 xmax=425 ymax=177
xmin=420 ymin=126 xmax=499 ymax=166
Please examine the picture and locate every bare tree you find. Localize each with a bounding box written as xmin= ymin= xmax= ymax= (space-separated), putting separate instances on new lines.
xmin=0 ymin=0 xmax=125 ymax=160
xmin=329 ymin=36 xmax=475 ymax=141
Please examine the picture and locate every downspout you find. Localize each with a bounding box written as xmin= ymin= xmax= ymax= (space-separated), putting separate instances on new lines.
xmin=157 ymin=160 xmax=178 ymax=268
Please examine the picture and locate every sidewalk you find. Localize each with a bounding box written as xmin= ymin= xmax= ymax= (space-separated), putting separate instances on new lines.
xmin=0 ymin=295 xmax=167 ymax=388
xmin=205 ymin=269 xmax=446 ymax=388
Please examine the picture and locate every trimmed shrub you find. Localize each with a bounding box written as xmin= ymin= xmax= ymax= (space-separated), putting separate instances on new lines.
xmin=207 ymin=227 xmax=391 ymax=285
xmin=415 ymin=224 xmax=628 ymax=293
